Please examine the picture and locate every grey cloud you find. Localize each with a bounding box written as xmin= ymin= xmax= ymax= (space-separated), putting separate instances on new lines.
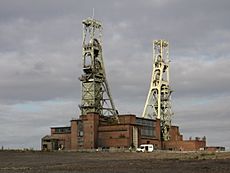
xmin=0 ymin=16 xmax=82 ymax=103
xmin=0 ymin=0 xmax=230 ymax=149
xmin=172 ymin=94 xmax=230 ymax=147
xmin=0 ymin=100 xmax=77 ymax=149
xmin=171 ymin=57 xmax=230 ymax=98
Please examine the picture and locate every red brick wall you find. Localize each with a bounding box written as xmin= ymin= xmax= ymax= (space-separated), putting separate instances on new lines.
xmin=51 ymin=128 xmax=55 ymax=135
xmin=118 ymin=114 xmax=136 ymax=124
xmin=205 ymin=147 xmax=217 ymax=152
xmin=99 ymin=138 xmax=130 ymax=148
xmin=81 ymin=113 xmax=99 ymax=149
xmin=163 ymin=125 xmax=206 ymax=151
xmin=70 ymin=120 xmax=78 ymax=150
xmin=194 ymin=139 xmax=206 ymax=150
xmin=50 ymin=133 xmax=71 ymax=150
xmin=98 ymin=124 xmax=131 ymax=148
xmin=155 ymin=119 xmax=161 ymax=140
xmin=169 ymin=126 xmax=183 ymax=141
xmin=164 ymin=140 xmax=206 ymax=151
xmin=205 ymin=146 xmax=224 ymax=152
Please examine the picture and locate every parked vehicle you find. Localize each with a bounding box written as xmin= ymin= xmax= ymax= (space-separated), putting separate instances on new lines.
xmin=136 ymin=144 xmax=154 ymax=152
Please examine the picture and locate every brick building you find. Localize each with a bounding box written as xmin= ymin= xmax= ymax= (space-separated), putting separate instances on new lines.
xmin=41 ymin=113 xmax=206 ymax=151
xmin=40 ymin=17 xmax=225 ymax=152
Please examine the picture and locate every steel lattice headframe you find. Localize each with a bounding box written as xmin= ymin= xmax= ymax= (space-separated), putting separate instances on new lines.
xmin=79 ymin=17 xmax=118 ymax=121
xmin=142 ymin=40 xmax=173 ymax=141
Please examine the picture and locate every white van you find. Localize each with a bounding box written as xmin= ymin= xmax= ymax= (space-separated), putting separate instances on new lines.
xmin=136 ymin=144 xmax=154 ymax=152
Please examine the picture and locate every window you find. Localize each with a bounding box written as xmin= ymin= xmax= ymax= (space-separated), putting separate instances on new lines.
xmin=78 ymin=131 xmax=84 ymax=137
xmin=136 ymin=118 xmax=156 ymax=137
xmin=54 ymin=127 xmax=71 ymax=133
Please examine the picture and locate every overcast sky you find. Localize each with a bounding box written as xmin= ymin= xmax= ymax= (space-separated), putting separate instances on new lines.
xmin=0 ymin=0 xmax=230 ymax=150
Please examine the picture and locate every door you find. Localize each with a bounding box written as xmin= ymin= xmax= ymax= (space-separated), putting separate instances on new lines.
xmin=132 ymin=126 xmax=138 ymax=148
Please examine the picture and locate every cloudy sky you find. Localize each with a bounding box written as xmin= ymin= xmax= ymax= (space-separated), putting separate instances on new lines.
xmin=0 ymin=0 xmax=230 ymax=150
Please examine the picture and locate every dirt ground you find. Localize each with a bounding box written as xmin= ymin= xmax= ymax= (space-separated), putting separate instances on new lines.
xmin=0 ymin=151 xmax=230 ymax=173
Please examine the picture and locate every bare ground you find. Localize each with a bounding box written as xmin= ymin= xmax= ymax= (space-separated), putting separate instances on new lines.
xmin=0 ymin=151 xmax=230 ymax=173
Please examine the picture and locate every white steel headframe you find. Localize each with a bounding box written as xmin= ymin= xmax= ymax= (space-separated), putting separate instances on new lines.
xmin=142 ymin=40 xmax=172 ymax=141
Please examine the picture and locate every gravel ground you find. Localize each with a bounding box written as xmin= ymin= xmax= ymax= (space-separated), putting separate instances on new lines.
xmin=0 ymin=151 xmax=230 ymax=173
